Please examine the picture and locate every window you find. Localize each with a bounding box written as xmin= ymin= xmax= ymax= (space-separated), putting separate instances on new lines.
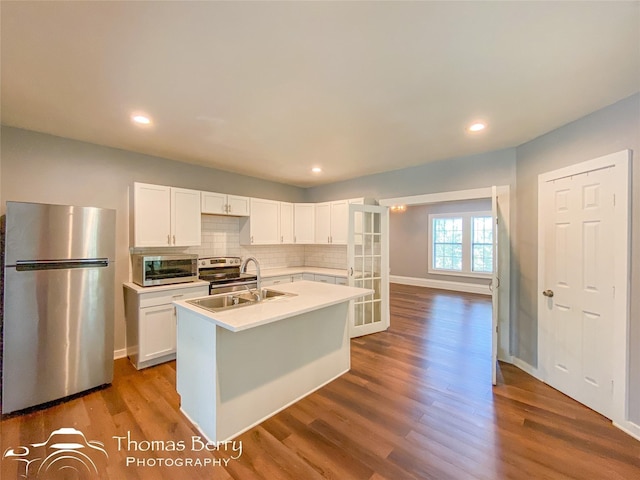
xmin=429 ymin=212 xmax=493 ymax=276
xmin=433 ymin=218 xmax=463 ymax=271
xmin=472 ymin=216 xmax=493 ymax=273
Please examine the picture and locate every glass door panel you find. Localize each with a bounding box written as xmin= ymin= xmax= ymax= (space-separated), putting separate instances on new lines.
xmin=348 ymin=204 xmax=389 ymax=337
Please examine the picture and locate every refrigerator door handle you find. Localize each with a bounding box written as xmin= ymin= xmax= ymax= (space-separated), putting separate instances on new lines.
xmin=15 ymin=258 xmax=110 ymax=271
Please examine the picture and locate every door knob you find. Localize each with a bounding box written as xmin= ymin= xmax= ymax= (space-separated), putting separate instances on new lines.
xmin=542 ymin=289 xmax=554 ymax=298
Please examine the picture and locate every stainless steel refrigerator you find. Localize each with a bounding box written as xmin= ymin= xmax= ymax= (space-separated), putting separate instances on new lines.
xmin=1 ymin=201 xmax=116 ymax=414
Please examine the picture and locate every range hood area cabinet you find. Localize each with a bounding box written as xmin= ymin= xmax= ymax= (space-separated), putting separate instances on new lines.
xmin=132 ymin=182 xmax=201 ymax=247
xmin=201 ymin=192 xmax=250 ymax=216
xmin=240 ymin=199 xmax=296 ymax=245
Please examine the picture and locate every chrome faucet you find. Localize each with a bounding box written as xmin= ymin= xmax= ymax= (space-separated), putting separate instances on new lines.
xmin=240 ymin=256 xmax=261 ymax=300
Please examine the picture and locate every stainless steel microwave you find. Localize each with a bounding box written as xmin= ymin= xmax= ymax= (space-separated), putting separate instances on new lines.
xmin=131 ymin=254 xmax=198 ymax=287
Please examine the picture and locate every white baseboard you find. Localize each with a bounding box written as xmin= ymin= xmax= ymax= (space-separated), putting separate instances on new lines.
xmin=613 ymin=420 xmax=640 ymax=442
xmin=390 ymin=275 xmax=491 ymax=296
xmin=511 ymin=356 xmax=542 ymax=381
xmin=113 ymin=348 xmax=127 ymax=360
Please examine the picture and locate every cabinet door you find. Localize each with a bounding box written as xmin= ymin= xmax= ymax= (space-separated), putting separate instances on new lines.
xmin=227 ymin=195 xmax=250 ymax=216
xmin=201 ymin=192 xmax=228 ymax=215
xmin=171 ymin=187 xmax=201 ymax=246
xmin=302 ymin=273 xmax=315 ymax=281
xmin=248 ymin=198 xmax=280 ymax=244
xmin=330 ymin=200 xmax=349 ymax=244
xmin=349 ymin=198 xmax=365 ymax=235
xmin=291 ymin=274 xmax=303 ymax=282
xmin=315 ymin=202 xmax=331 ymax=244
xmin=139 ymin=304 xmax=176 ymax=362
xmin=294 ymin=204 xmax=315 ymax=244
xmin=279 ymin=202 xmax=294 ymax=244
xmin=133 ymin=183 xmax=171 ymax=247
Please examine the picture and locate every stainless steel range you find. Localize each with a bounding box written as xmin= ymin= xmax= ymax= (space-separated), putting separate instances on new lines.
xmin=199 ymin=257 xmax=257 ymax=295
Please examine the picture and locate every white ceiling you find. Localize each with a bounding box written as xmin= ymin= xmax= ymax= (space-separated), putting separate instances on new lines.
xmin=2 ymin=2 xmax=639 ymax=187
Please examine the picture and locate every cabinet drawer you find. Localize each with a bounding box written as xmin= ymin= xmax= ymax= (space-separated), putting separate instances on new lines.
xmin=314 ymin=274 xmax=336 ymax=284
xmin=138 ymin=285 xmax=209 ymax=308
xmin=262 ymin=275 xmax=291 ymax=287
xmin=291 ymin=274 xmax=303 ymax=282
xmin=302 ymin=273 xmax=315 ymax=281
xmin=334 ymin=276 xmax=347 ymax=286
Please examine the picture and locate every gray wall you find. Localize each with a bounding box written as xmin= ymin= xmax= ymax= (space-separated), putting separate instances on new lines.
xmin=390 ymin=199 xmax=491 ymax=286
xmin=0 ymin=126 xmax=306 ymax=352
xmin=305 ymin=148 xmax=517 ymax=202
xmin=515 ymin=92 xmax=640 ymax=422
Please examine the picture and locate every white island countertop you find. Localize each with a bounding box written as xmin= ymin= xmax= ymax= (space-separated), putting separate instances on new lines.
xmin=173 ymin=280 xmax=372 ymax=333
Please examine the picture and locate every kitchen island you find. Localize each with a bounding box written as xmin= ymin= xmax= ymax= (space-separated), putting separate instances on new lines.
xmin=173 ymin=280 xmax=372 ymax=443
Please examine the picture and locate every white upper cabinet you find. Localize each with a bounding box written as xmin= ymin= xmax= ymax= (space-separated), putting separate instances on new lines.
xmin=330 ymin=200 xmax=349 ymax=244
xmin=133 ymin=182 xmax=201 ymax=247
xmin=314 ymin=199 xmax=349 ymax=244
xmin=227 ymin=195 xmax=251 ymax=216
xmin=133 ymin=183 xmax=171 ymax=247
xmin=279 ymin=202 xmax=294 ymax=244
xmin=315 ymin=202 xmax=332 ymax=244
xmin=200 ymin=192 xmax=226 ymax=215
xmin=171 ymin=187 xmax=202 ymax=246
xmin=294 ymin=203 xmax=315 ymax=244
xmin=240 ymin=198 xmax=280 ymax=245
xmin=201 ymin=192 xmax=250 ymax=216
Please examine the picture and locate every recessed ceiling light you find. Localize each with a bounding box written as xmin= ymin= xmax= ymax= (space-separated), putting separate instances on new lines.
xmin=468 ymin=122 xmax=486 ymax=132
xmin=131 ymin=114 xmax=152 ymax=126
xmin=311 ymin=167 xmax=322 ymax=174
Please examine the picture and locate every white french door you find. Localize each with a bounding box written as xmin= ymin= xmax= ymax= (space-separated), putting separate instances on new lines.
xmin=539 ymin=158 xmax=624 ymax=419
xmin=490 ymin=186 xmax=499 ymax=386
xmin=347 ymin=204 xmax=389 ymax=338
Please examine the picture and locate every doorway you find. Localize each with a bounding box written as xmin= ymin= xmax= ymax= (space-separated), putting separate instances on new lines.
xmin=381 ymin=186 xmax=511 ymax=385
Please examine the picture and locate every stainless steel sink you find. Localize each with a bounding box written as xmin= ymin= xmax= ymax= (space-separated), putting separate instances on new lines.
xmin=186 ymin=288 xmax=296 ymax=313
xmin=187 ymin=294 xmax=254 ymax=311
xmin=261 ymin=288 xmax=289 ymax=299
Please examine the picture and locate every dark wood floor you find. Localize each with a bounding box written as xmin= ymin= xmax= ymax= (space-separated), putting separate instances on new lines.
xmin=2 ymin=284 xmax=639 ymax=479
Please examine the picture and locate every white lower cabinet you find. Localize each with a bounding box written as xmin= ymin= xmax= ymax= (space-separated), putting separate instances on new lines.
xmin=124 ymin=283 xmax=209 ymax=369
xmin=139 ymin=304 xmax=176 ymax=364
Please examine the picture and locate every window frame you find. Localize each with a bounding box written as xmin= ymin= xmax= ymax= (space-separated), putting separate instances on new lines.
xmin=428 ymin=211 xmax=493 ymax=278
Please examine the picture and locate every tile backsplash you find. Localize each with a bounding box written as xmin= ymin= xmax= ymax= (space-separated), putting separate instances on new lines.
xmin=181 ymin=215 xmax=346 ymax=270
xmin=303 ymin=244 xmax=347 ymax=270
